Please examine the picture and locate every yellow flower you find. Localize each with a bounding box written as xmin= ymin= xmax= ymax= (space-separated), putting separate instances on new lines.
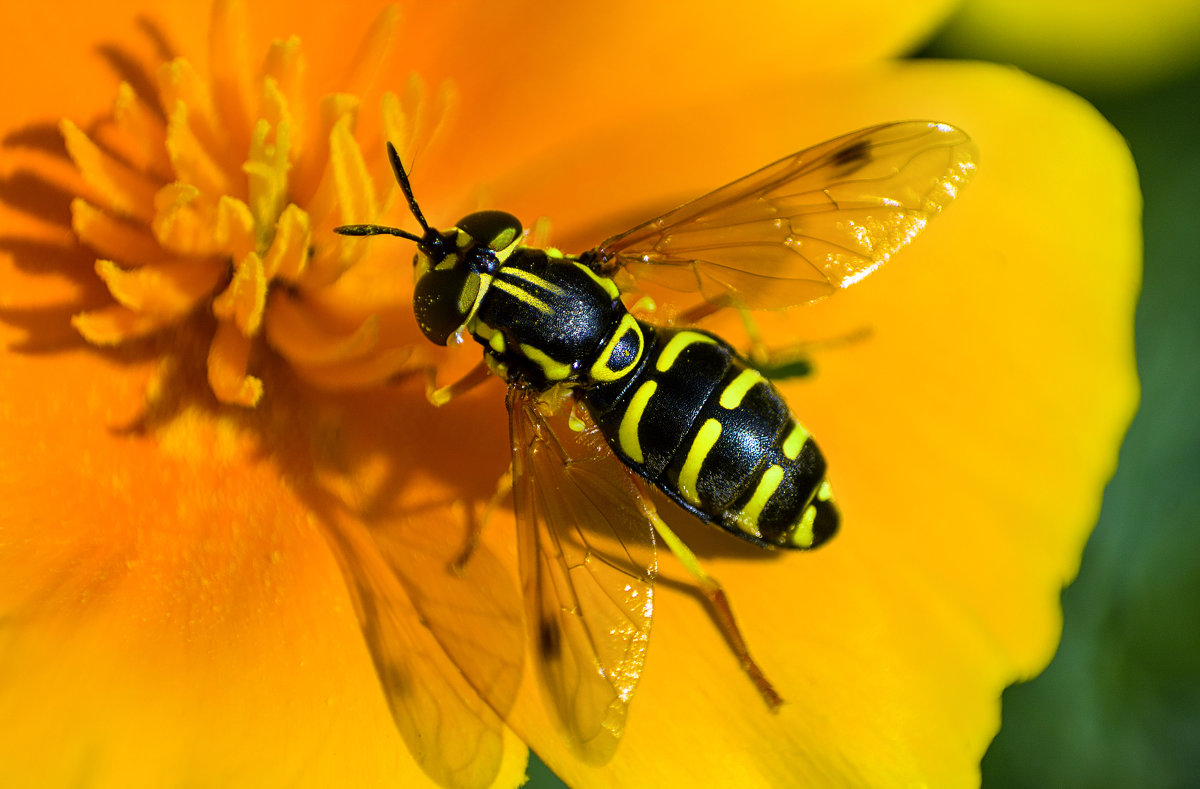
xmin=937 ymin=0 xmax=1200 ymax=93
xmin=0 ymin=1 xmax=1138 ymax=788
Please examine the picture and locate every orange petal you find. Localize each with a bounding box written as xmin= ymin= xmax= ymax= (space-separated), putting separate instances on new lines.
xmin=208 ymin=0 xmax=253 ymax=159
xmin=264 ymin=289 xmax=380 ymax=365
xmin=294 ymin=93 xmax=360 ymax=228
xmin=293 ymin=346 xmax=424 ymax=390
xmin=0 ymin=338 xmax=529 ymax=787
xmin=338 ymin=4 xmax=400 ymax=102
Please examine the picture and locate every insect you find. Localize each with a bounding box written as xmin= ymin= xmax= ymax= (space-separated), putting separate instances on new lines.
xmin=334 ymin=121 xmax=976 ymax=787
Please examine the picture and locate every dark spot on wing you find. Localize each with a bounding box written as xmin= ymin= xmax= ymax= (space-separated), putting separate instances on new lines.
xmin=538 ymin=617 xmax=561 ymax=659
xmin=830 ymin=139 xmax=872 ymax=171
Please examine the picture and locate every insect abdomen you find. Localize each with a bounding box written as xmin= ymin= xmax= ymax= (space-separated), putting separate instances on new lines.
xmin=585 ymin=327 xmax=838 ymax=549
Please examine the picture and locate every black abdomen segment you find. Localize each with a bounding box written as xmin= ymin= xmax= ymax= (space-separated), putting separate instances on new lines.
xmin=584 ymin=326 xmax=838 ymax=549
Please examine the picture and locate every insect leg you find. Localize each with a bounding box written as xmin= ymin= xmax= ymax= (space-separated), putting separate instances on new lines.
xmin=631 ymin=479 xmax=783 ymax=709
xmin=527 ymin=216 xmax=552 ymax=249
xmin=672 ymin=300 xmax=722 ymax=326
xmin=426 ymin=360 xmax=493 ymax=406
xmin=749 ymin=325 xmax=874 ymax=381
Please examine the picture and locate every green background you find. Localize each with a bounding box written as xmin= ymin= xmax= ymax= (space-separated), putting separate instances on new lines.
xmin=968 ymin=46 xmax=1200 ymax=789
xmin=527 ymin=21 xmax=1200 ymax=789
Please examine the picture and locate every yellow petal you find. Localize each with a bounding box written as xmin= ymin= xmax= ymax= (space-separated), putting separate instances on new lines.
xmin=939 ymin=0 xmax=1200 ymax=92
xmin=498 ymin=60 xmax=1138 ymax=788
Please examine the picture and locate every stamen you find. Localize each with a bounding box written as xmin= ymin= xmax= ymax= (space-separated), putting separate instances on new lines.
xmin=213 ymin=252 xmax=267 ymax=337
xmin=263 ymin=204 xmax=311 ymax=282
xmin=207 ymin=319 xmax=263 ymax=406
xmin=71 ymin=198 xmax=164 ymax=265
xmin=112 ymin=82 xmax=171 ymax=178
xmin=61 ymin=120 xmax=158 ymax=222
xmin=62 ymin=1 xmax=450 ymax=404
xmin=166 ymin=103 xmax=234 ymax=198
xmin=95 ymin=259 xmax=225 ymax=317
xmin=72 ymin=305 xmax=177 ymax=345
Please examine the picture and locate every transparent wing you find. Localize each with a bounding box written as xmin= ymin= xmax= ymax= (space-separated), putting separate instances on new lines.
xmin=592 ymin=121 xmax=977 ymax=309
xmin=507 ymin=386 xmax=657 ymax=763
xmin=319 ymin=507 xmax=519 ymax=789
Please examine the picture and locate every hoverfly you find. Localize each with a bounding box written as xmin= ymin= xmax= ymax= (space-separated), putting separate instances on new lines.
xmin=334 ymin=121 xmax=976 ymax=788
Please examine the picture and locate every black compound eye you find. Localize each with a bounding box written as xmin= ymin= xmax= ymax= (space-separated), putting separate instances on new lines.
xmin=413 ymin=268 xmax=478 ymax=345
xmin=455 ymin=210 xmax=523 ymax=252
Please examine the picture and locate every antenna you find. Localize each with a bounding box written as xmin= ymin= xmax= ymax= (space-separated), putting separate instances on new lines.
xmin=333 ymin=142 xmax=431 ymax=242
xmin=386 ymin=142 xmax=431 ymax=234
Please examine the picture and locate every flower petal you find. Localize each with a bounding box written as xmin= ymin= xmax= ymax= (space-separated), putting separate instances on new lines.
xmin=0 ymin=338 xmax=523 ymax=787
xmin=489 ymin=60 xmax=1138 ymax=787
xmin=938 ymin=0 xmax=1200 ymax=93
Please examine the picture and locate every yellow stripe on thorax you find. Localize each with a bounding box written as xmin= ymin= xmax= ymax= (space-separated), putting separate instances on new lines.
xmin=571 ymin=260 xmax=621 ymax=299
xmin=500 ymin=266 xmax=566 ymax=296
xmin=488 ymin=277 xmax=551 ymax=313
xmin=518 ymin=343 xmax=571 ymax=381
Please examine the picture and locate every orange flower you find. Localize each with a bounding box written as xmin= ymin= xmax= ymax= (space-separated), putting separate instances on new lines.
xmin=0 ymin=2 xmax=1138 ymax=788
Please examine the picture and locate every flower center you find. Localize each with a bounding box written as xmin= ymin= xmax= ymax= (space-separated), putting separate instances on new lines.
xmin=62 ymin=2 xmax=454 ymax=406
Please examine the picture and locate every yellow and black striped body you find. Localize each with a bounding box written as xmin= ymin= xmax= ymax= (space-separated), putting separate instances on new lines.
xmin=469 ymin=247 xmax=838 ymax=550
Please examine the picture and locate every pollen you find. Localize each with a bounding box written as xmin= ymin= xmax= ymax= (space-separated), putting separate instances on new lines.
xmin=62 ymin=0 xmax=455 ymax=405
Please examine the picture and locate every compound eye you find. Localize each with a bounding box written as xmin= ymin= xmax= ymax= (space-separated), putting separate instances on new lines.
xmin=455 ymin=210 xmax=523 ymax=252
xmin=413 ymin=268 xmax=479 ymax=345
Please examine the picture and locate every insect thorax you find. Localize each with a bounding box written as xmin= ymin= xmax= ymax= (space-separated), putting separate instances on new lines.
xmin=467 ymin=248 xmax=646 ymax=391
